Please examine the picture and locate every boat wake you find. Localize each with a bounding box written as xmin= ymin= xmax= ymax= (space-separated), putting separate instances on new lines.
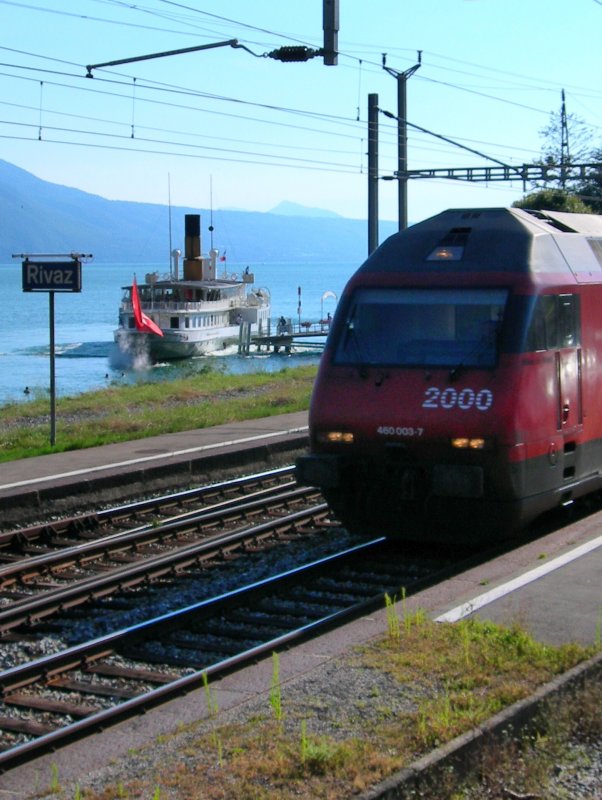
xmin=19 ymin=342 xmax=113 ymax=358
xmin=109 ymin=340 xmax=153 ymax=371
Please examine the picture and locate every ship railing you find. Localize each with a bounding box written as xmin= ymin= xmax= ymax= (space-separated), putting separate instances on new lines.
xmin=125 ymin=299 xmax=234 ymax=312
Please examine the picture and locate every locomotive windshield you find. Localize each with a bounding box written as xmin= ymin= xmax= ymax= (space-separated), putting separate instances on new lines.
xmin=334 ymin=287 xmax=507 ymax=368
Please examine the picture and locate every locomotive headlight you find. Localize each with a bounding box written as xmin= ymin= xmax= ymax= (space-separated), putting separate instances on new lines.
xmin=451 ymin=437 xmax=490 ymax=450
xmin=317 ymin=431 xmax=355 ymax=444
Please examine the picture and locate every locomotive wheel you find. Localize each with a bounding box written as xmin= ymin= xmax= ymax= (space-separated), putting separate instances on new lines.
xmin=323 ymin=486 xmax=415 ymax=539
xmin=322 ymin=487 xmax=374 ymax=536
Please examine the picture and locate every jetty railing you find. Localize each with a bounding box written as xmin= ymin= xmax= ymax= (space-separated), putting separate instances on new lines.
xmin=238 ymin=317 xmax=332 ymax=355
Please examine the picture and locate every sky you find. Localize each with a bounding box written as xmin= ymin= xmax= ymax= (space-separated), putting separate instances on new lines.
xmin=1 ymin=0 xmax=601 ymax=228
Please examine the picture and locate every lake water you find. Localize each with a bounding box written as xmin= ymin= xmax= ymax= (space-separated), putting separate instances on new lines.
xmin=0 ymin=260 xmax=356 ymax=406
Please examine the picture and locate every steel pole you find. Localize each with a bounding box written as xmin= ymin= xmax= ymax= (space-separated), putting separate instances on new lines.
xmin=368 ymin=93 xmax=379 ymax=254
xmin=397 ymin=74 xmax=408 ymax=231
xmin=49 ymin=291 xmax=56 ymax=446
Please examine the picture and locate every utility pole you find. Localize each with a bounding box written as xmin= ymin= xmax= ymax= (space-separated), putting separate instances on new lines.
xmin=560 ymin=89 xmax=570 ymax=190
xmin=322 ymin=0 xmax=339 ymax=65
xmin=382 ymin=52 xmax=422 ymax=230
xmin=368 ymin=94 xmax=379 ymax=254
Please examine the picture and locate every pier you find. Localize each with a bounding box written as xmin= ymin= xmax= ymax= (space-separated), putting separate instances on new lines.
xmin=238 ymin=318 xmax=332 ymax=355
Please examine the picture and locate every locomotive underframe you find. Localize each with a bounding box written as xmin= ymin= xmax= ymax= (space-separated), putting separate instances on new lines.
xmin=297 ymin=437 xmax=602 ymax=542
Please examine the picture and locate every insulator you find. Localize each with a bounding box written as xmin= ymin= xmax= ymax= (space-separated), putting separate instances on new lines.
xmin=268 ymin=46 xmax=319 ymax=62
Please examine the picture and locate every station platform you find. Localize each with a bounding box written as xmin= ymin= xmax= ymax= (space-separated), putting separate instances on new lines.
xmin=0 ymin=411 xmax=309 ymax=526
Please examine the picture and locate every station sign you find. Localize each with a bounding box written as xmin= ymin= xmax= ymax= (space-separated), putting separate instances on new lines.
xmin=22 ymin=260 xmax=82 ymax=293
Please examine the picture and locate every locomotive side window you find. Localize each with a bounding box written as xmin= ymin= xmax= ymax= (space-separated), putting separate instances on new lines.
xmin=525 ymin=294 xmax=580 ymax=351
xmin=558 ymin=294 xmax=580 ymax=347
xmin=333 ymin=287 xmax=507 ymax=368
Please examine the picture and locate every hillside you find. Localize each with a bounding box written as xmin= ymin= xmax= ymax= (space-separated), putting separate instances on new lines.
xmin=0 ymin=160 xmax=396 ymax=264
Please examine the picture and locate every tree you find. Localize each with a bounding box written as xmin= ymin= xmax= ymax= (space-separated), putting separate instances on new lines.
xmin=574 ymin=148 xmax=602 ymax=213
xmin=512 ymin=189 xmax=592 ymax=213
xmin=514 ymin=94 xmax=601 ymax=211
xmin=538 ymin=109 xmax=593 ymax=177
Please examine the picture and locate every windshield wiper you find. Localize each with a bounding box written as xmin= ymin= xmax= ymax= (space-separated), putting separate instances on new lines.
xmin=448 ymin=328 xmax=498 ymax=382
xmin=342 ymin=309 xmax=366 ymax=361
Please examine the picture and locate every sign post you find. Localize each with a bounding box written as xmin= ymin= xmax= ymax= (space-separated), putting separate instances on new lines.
xmin=17 ymin=254 xmax=88 ymax=446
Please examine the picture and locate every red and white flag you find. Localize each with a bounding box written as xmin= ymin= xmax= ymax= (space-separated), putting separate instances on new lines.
xmin=219 ymin=250 xmax=227 ymax=262
xmin=132 ymin=276 xmax=163 ymax=336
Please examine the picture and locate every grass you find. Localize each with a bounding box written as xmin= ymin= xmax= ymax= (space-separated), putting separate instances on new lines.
xmin=37 ymin=612 xmax=598 ymax=800
xmin=0 ymin=363 xmax=316 ymax=463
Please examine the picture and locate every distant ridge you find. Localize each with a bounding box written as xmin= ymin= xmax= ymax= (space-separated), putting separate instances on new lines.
xmin=268 ymin=201 xmax=342 ymax=219
xmin=0 ymin=160 xmax=397 ymax=264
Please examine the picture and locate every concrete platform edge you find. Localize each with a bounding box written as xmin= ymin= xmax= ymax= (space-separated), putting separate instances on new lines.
xmin=358 ymin=649 xmax=602 ymax=799
xmin=0 ymin=432 xmax=309 ymax=525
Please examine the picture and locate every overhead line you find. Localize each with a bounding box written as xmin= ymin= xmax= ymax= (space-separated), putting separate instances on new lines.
xmin=0 ymin=59 xmax=548 ymax=163
xmin=0 ymin=130 xmax=368 ymax=175
xmin=0 ymin=63 xmax=364 ymax=135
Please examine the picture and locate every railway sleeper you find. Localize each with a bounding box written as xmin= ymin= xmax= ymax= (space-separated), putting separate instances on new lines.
xmin=3 ymin=692 xmax=100 ymax=718
xmin=85 ymin=662 xmax=179 ymax=684
xmin=49 ymin=677 xmax=139 ymax=700
xmin=201 ymin=619 xmax=285 ymax=638
xmin=0 ymin=715 xmax=55 ymax=737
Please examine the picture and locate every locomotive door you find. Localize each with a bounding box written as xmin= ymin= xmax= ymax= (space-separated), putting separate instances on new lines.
xmin=555 ymin=348 xmax=582 ymax=434
xmin=554 ymin=294 xmax=582 ymax=479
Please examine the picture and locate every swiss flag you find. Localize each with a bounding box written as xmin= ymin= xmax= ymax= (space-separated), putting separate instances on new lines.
xmin=132 ymin=276 xmax=164 ymax=336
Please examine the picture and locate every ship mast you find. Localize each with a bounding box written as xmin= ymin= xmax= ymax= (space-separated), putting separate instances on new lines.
xmin=209 ymin=175 xmax=214 ymax=251
xmin=168 ymin=173 xmax=173 ymax=278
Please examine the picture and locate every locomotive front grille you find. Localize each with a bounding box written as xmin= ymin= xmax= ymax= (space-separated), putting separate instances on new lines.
xmin=380 ymin=446 xmax=427 ymax=501
xmin=432 ymin=464 xmax=484 ymax=498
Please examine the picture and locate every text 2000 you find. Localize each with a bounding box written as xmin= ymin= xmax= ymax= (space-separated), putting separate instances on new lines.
xmin=422 ymin=387 xmax=493 ymax=412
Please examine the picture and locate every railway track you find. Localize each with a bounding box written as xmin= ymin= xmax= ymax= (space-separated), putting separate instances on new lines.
xmin=0 ymin=536 xmax=459 ymax=773
xmin=0 ymin=467 xmax=329 ymax=634
xmin=0 ymin=465 xmax=298 ymax=543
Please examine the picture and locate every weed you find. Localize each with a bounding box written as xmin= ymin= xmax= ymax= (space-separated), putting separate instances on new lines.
xmin=201 ymin=671 xmax=223 ymax=766
xmin=384 ymin=592 xmax=400 ymax=640
xmin=461 ymin=621 xmax=472 ymax=667
xmin=297 ymin=721 xmax=343 ymax=775
xmin=270 ymin=651 xmax=283 ymax=725
xmin=300 ymin=719 xmax=309 ymax=763
xmin=202 ymin=671 xmax=218 ymax=718
xmin=49 ymin=762 xmax=60 ymax=793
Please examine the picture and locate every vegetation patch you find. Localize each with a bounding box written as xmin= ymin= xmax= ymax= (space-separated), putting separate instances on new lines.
xmin=0 ymin=364 xmax=316 ymax=462
xmin=40 ymin=612 xmax=597 ymax=799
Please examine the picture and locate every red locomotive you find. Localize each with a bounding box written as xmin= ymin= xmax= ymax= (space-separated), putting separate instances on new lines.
xmin=296 ymin=207 xmax=602 ymax=542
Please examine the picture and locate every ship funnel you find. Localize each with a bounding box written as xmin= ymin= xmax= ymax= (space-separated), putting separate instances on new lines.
xmin=184 ymin=214 xmax=202 ymax=280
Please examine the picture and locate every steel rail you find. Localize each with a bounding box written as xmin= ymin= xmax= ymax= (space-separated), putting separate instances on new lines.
xmin=0 ymin=502 xmax=331 ymax=633
xmin=0 ymin=465 xmax=296 ymax=548
xmin=0 ymin=481 xmax=314 ymax=587
xmin=0 ymin=537 xmax=389 ymax=772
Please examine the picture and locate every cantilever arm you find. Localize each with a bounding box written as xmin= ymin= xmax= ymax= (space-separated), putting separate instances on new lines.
xmin=86 ymin=39 xmax=249 ymax=77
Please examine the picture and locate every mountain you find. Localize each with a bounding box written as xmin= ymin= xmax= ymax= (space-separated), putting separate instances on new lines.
xmin=0 ymin=160 xmax=397 ymax=264
xmin=268 ymin=201 xmax=342 ymax=218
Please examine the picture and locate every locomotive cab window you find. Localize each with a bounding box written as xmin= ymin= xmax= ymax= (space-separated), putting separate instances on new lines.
xmin=334 ymin=287 xmax=507 ymax=368
xmin=525 ymin=294 xmax=580 ymax=352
